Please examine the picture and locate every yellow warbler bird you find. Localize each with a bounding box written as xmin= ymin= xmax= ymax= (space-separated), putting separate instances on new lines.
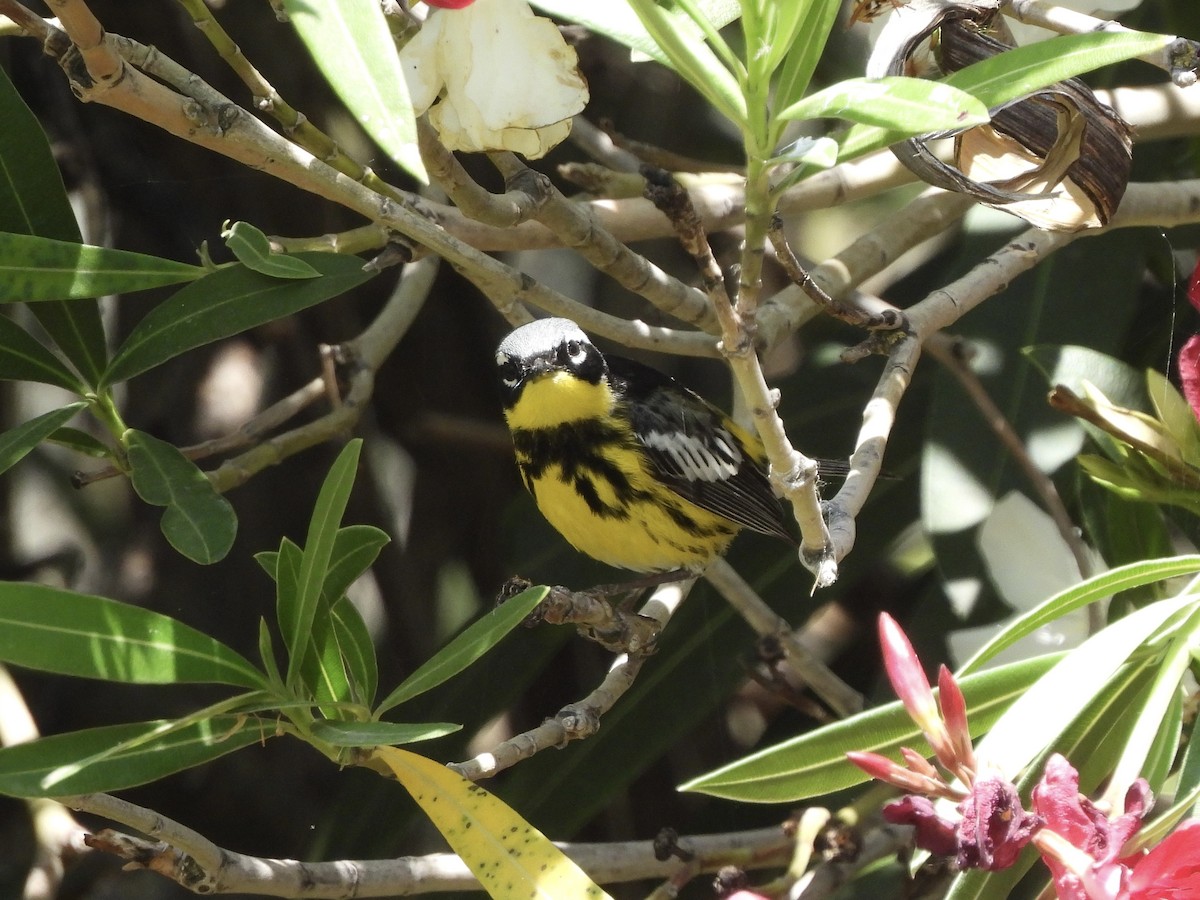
xmin=496 ymin=317 xmax=794 ymax=574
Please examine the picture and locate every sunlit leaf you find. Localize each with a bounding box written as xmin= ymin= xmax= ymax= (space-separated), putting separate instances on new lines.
xmin=285 ymin=440 xmax=362 ymax=688
xmin=309 ymin=720 xmax=460 ymax=748
xmin=373 ymin=746 xmax=611 ymax=899
xmin=375 ymin=585 xmax=548 ymax=715
xmin=680 ymin=654 xmax=1058 ymax=802
xmin=102 ymin=253 xmax=373 ymax=387
xmin=283 ymin=0 xmax=425 ymax=181
xmin=0 ymin=581 xmax=264 ymax=687
xmin=0 ymin=232 xmax=205 ymax=302
xmin=780 ymin=77 xmax=989 ymax=132
xmin=0 ymin=716 xmax=266 ymax=797
xmin=222 ymin=221 xmax=320 ymax=279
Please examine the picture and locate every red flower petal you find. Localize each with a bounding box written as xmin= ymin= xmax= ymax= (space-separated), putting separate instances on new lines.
xmin=1179 ymin=335 xmax=1200 ymax=422
xmin=1127 ymin=820 xmax=1200 ymax=899
xmin=1188 ymin=257 xmax=1200 ymax=313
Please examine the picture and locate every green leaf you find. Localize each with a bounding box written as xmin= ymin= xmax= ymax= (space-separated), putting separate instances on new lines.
xmin=0 ymin=581 xmax=264 ymax=687
xmin=309 ymin=719 xmax=460 ymax=748
xmin=45 ymin=426 xmax=115 ymax=461
xmin=623 ymin=0 xmax=747 ymax=128
xmin=779 ymin=77 xmax=990 ymax=133
xmin=941 ymin=29 xmax=1171 ymax=111
xmin=222 ymin=221 xmax=320 ymax=279
xmin=0 ymin=232 xmax=205 ymax=302
xmin=679 ymin=653 xmax=1058 ymax=802
xmin=283 ymin=0 xmax=425 ymax=182
xmin=374 ymin=746 xmax=612 ymax=899
xmin=0 ymin=311 xmax=87 ymax=391
xmin=531 ymin=0 xmax=738 ymax=70
xmin=836 ymin=30 xmax=1174 ymax=164
xmin=101 ymin=253 xmax=373 ymax=387
xmin=1146 ymin=366 xmax=1200 ymax=468
xmin=305 ymin=599 xmax=356 ymax=715
xmin=125 ymin=429 xmax=237 ymax=565
xmin=0 ymin=716 xmax=266 ymax=797
xmin=0 ymin=66 xmax=108 ymax=387
xmin=330 ymin=596 xmax=378 ymax=708
xmin=323 ymin=525 xmax=390 ymax=604
xmin=972 ymin=595 xmax=1199 ymax=782
xmin=259 ymin=525 xmax=385 ymax=706
xmin=0 ymin=69 xmax=79 ymax=241
xmin=958 ymin=556 xmax=1200 ymax=675
xmin=372 ymin=585 xmax=564 ymax=714
xmin=286 ymin=440 xmax=363 ymax=688
xmin=769 ymin=0 xmax=841 ymax=123
xmin=0 ymin=403 xmax=88 ymax=476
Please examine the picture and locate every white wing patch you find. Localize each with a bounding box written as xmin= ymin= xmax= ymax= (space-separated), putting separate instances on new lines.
xmin=644 ymin=429 xmax=742 ymax=483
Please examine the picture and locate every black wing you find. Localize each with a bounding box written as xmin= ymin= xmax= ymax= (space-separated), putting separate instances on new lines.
xmin=607 ymin=354 xmax=794 ymax=543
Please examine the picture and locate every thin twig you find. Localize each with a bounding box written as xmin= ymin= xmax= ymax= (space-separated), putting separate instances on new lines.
xmin=451 ymin=579 xmax=692 ymax=780
xmin=65 ymin=790 xmax=793 ymax=895
xmin=642 ymin=167 xmax=837 ymax=586
xmin=490 ymin=152 xmax=719 ymax=330
xmin=703 ymin=560 xmax=862 ymax=716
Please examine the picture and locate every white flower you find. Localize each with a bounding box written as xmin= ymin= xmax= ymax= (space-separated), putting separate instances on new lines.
xmin=400 ymin=0 xmax=589 ymax=159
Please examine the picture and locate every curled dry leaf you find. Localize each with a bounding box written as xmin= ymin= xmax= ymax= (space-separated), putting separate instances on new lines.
xmin=867 ymin=0 xmax=1131 ymax=230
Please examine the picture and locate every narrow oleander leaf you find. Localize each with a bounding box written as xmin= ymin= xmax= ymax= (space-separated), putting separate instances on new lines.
xmin=285 ymin=440 xmax=362 ymax=688
xmin=0 ymin=581 xmax=264 ymax=687
xmin=957 ymin=556 xmax=1200 ymax=675
xmin=0 ymin=313 xmax=87 ymax=391
xmin=836 ymin=30 xmax=1175 ymax=164
xmin=679 ymin=654 xmax=1058 ymax=802
xmin=375 ymin=585 xmax=548 ymax=715
xmin=125 ymin=429 xmax=237 ymax=565
xmin=101 ymin=253 xmax=374 ymax=387
xmin=262 ymin=525 xmax=387 ymax=707
xmin=309 ymin=720 xmax=459 ymax=748
xmin=331 ymin=595 xmax=378 ymax=707
xmin=0 ymin=69 xmax=79 ymax=241
xmin=0 ymin=403 xmax=88 ymax=475
xmin=283 ymin=0 xmax=425 ymax=181
xmin=323 ymin=525 xmax=390 ymax=604
xmin=0 ymin=67 xmax=108 ymax=386
xmin=0 ymin=717 xmax=264 ymax=797
xmin=45 ymin=426 xmax=115 ymax=461
xmin=373 ymin=746 xmax=612 ymax=899
xmin=0 ymin=233 xmax=205 ymax=302
xmin=222 ymin=221 xmax=320 ymax=279
xmin=973 ymin=595 xmax=1199 ymax=782
xmin=779 ymin=77 xmax=989 ymax=132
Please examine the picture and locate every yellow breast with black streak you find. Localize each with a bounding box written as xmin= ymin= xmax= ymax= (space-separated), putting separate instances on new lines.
xmin=503 ymin=372 xmax=738 ymax=572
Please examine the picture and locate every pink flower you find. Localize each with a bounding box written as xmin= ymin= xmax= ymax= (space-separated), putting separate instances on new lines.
xmin=1179 ymin=257 xmax=1200 ymax=420
xmin=1125 ymin=820 xmax=1200 ymax=898
xmin=956 ymin=775 xmax=1041 ymax=870
xmin=1028 ymin=753 xmax=1200 ymax=899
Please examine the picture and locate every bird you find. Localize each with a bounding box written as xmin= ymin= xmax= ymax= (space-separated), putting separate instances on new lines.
xmin=495 ymin=317 xmax=796 ymax=575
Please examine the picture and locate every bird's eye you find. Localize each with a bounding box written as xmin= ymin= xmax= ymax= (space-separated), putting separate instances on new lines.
xmin=497 ymin=356 xmax=522 ymax=389
xmin=565 ymin=339 xmax=587 ymax=365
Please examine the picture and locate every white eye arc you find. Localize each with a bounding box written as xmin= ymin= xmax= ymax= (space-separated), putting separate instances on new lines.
xmin=565 ymin=339 xmax=588 ymax=366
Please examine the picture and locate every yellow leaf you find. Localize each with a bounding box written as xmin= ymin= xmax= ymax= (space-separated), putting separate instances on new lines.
xmin=371 ymin=746 xmax=612 ymax=900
